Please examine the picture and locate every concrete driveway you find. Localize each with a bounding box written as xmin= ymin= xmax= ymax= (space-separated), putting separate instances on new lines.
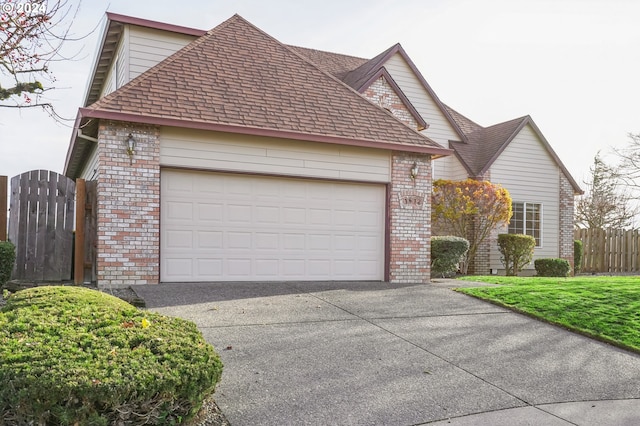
xmin=134 ymin=280 xmax=640 ymax=425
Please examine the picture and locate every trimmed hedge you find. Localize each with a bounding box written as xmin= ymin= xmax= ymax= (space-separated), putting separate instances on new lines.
xmin=497 ymin=234 xmax=536 ymax=276
xmin=0 ymin=241 xmax=15 ymax=286
xmin=574 ymin=240 xmax=583 ymax=274
xmin=0 ymin=286 xmax=223 ymax=425
xmin=431 ymin=236 xmax=469 ymax=277
xmin=534 ymin=258 xmax=571 ymax=277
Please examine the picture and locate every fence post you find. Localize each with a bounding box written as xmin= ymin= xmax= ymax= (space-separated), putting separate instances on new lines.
xmin=75 ymin=179 xmax=86 ymax=284
xmin=0 ymin=176 xmax=6 ymax=241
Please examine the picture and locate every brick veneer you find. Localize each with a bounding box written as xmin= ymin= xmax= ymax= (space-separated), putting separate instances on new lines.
xmin=96 ymin=121 xmax=160 ymax=286
xmin=559 ymin=173 xmax=575 ymax=272
xmin=389 ymin=152 xmax=432 ymax=283
xmin=363 ymin=77 xmax=419 ymax=129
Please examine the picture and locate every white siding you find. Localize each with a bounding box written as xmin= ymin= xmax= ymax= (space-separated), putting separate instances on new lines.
xmin=433 ymin=154 xmax=469 ymax=181
xmin=100 ymin=32 xmax=127 ymax=98
xmin=489 ymin=124 xmax=560 ymax=271
xmin=160 ymin=127 xmax=391 ymax=183
xmin=384 ymin=53 xmax=461 ymax=150
xmin=128 ymin=26 xmax=196 ymax=80
xmin=79 ymin=145 xmax=99 ymax=181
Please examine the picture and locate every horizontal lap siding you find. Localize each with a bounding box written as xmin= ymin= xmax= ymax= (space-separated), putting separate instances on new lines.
xmin=79 ymin=145 xmax=99 ymax=181
xmin=159 ymin=127 xmax=391 ymax=183
xmin=490 ymin=125 xmax=560 ymax=270
xmin=100 ymin=34 xmax=126 ymax=98
xmin=128 ymin=27 xmax=197 ymax=80
xmin=384 ymin=54 xmax=460 ymax=149
xmin=433 ymin=154 xmax=469 ymax=181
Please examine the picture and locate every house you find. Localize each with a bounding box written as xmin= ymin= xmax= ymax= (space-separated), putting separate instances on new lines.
xmin=63 ymin=13 xmax=580 ymax=286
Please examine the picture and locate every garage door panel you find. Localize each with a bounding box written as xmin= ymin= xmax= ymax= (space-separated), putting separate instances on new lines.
xmin=255 ymin=206 xmax=279 ymax=223
xmin=161 ymin=170 xmax=384 ymax=281
xmin=165 ymin=230 xmax=192 ymax=249
xmin=283 ymin=233 xmax=305 ymax=250
xmin=227 ymin=205 xmax=251 ymax=223
xmin=198 ymin=203 xmax=223 ymax=221
xmin=197 ymin=231 xmax=222 ymax=249
xmin=255 ymin=233 xmax=279 ymax=249
xmin=227 ymin=232 xmax=252 ymax=249
xmin=166 ymin=201 xmax=193 ymax=221
xmin=197 ymin=259 xmax=222 ymax=276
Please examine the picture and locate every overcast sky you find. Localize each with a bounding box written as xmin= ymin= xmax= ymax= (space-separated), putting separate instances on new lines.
xmin=1 ymin=0 xmax=639 ymax=189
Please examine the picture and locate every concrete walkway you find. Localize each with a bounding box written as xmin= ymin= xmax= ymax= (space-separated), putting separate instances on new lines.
xmin=134 ymin=280 xmax=640 ymax=425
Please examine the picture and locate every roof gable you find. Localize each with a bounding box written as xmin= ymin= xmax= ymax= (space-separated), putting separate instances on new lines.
xmin=81 ymin=15 xmax=448 ymax=153
xmin=447 ymin=106 xmax=581 ymax=193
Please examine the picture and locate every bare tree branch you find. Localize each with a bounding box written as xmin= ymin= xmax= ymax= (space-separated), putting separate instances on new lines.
xmin=575 ymin=152 xmax=639 ymax=229
xmin=613 ymin=133 xmax=640 ymax=190
xmin=0 ymin=0 xmax=85 ymax=120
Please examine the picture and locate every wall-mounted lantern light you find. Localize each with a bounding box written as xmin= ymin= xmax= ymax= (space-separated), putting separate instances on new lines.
xmin=126 ymin=133 xmax=135 ymax=164
xmin=410 ymin=162 xmax=418 ymax=180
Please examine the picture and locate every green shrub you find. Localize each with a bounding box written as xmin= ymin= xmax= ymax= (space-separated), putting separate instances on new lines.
xmin=534 ymin=258 xmax=571 ymax=277
xmin=0 ymin=241 xmax=15 ymax=286
xmin=0 ymin=286 xmax=223 ymax=425
xmin=497 ymin=234 xmax=536 ymax=276
xmin=431 ymin=236 xmax=469 ymax=277
xmin=574 ymin=240 xmax=583 ymax=274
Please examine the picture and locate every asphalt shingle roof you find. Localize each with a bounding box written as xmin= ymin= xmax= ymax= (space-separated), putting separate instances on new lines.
xmin=449 ymin=114 xmax=527 ymax=177
xmin=84 ymin=15 xmax=446 ymax=152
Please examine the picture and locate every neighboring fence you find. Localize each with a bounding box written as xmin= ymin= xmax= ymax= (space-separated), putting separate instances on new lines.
xmin=574 ymin=228 xmax=640 ymax=273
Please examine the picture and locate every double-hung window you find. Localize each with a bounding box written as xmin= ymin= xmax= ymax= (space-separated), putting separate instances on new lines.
xmin=509 ymin=202 xmax=542 ymax=247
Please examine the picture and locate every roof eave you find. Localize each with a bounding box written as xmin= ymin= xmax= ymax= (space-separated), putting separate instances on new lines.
xmin=105 ymin=12 xmax=206 ymax=36
xmin=78 ymin=108 xmax=453 ymax=157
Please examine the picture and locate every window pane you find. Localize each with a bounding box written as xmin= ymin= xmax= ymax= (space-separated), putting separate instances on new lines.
xmin=525 ymin=203 xmax=541 ymax=246
xmin=509 ymin=202 xmax=524 ymax=234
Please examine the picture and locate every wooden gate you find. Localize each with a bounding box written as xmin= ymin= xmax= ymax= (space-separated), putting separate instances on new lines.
xmin=8 ymin=170 xmax=75 ymax=281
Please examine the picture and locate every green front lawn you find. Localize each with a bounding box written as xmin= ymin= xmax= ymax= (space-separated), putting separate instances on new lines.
xmin=456 ymin=276 xmax=640 ymax=353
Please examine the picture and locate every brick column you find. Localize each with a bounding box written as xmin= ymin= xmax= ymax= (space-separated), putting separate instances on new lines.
xmin=96 ymin=121 xmax=160 ymax=286
xmin=388 ymin=152 xmax=432 ymax=283
xmin=559 ymin=173 xmax=575 ymax=272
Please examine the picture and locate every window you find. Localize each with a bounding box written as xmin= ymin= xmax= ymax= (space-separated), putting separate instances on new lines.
xmin=509 ymin=202 xmax=542 ymax=246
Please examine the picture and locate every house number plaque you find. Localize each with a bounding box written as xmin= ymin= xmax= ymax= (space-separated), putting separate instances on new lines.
xmin=399 ymin=191 xmax=425 ymax=209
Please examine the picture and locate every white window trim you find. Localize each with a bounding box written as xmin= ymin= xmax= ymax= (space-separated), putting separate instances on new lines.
xmin=510 ymin=201 xmax=543 ymax=248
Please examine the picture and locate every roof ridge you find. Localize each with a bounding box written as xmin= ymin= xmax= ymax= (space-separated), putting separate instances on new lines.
xmin=286 ymin=44 xmax=368 ymax=62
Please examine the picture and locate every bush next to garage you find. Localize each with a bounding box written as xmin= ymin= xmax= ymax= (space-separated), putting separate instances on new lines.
xmin=0 ymin=286 xmax=223 ymax=425
xmin=0 ymin=241 xmax=15 ymax=286
xmin=431 ymin=236 xmax=469 ymax=277
xmin=534 ymin=258 xmax=571 ymax=277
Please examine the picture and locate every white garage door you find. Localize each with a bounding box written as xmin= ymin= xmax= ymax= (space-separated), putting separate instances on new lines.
xmin=161 ymin=170 xmax=385 ymax=281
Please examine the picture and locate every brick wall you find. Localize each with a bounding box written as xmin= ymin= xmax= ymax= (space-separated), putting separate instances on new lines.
xmin=389 ymin=152 xmax=432 ymax=283
xmin=96 ymin=121 xmax=160 ymax=286
xmin=559 ymin=173 xmax=575 ymax=271
xmin=363 ymin=77 xmax=419 ymax=129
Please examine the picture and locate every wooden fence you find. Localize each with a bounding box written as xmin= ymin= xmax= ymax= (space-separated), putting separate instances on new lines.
xmin=8 ymin=170 xmax=76 ymax=281
xmin=2 ymin=172 xmax=96 ymax=284
xmin=574 ymin=228 xmax=640 ymax=273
